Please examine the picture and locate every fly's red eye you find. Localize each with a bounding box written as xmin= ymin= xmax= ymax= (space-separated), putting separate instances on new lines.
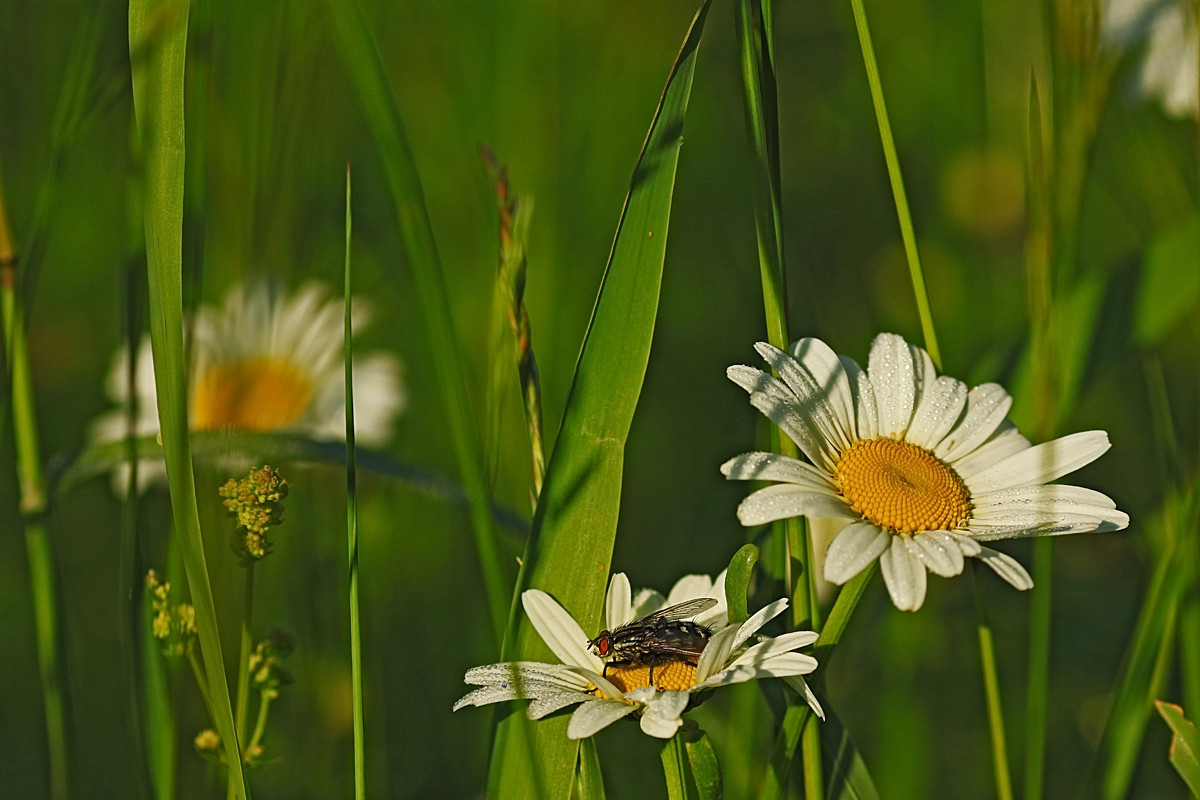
xmin=594 ymin=634 xmax=610 ymax=656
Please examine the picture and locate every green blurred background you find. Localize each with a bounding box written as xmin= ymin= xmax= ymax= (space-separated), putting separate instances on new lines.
xmin=1 ymin=0 xmax=1196 ymax=797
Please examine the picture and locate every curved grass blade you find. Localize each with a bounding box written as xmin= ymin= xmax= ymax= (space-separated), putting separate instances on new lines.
xmin=488 ymin=4 xmax=711 ymax=797
xmin=1155 ymin=701 xmax=1200 ymax=796
xmin=128 ymin=2 xmax=247 ymax=794
xmin=325 ymin=0 xmax=509 ymax=643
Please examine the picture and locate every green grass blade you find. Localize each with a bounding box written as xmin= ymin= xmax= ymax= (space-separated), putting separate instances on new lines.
xmin=3 ymin=200 xmax=72 ymax=800
xmin=576 ymin=737 xmax=607 ymax=800
xmin=684 ymin=728 xmax=722 ymax=800
xmin=1155 ymin=701 xmax=1200 ymax=796
xmin=325 ymin=0 xmax=509 ymax=643
xmin=344 ymin=164 xmax=367 ymax=800
xmin=127 ymin=3 xmax=247 ymax=795
xmin=821 ymin=706 xmax=881 ymax=800
xmin=488 ymin=5 xmax=711 ymax=797
xmin=847 ymin=0 xmax=939 ymax=368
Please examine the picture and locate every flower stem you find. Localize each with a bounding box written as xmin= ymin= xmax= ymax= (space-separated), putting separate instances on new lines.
xmin=1 ymin=180 xmax=71 ymax=800
xmin=973 ymin=564 xmax=1014 ymax=800
xmin=227 ymin=564 xmax=255 ymax=799
xmin=757 ymin=564 xmax=876 ymax=800
xmin=661 ymin=734 xmax=691 ymax=800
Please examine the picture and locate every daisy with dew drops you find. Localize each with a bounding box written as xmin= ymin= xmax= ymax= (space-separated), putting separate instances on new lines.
xmin=90 ymin=280 xmax=405 ymax=491
xmin=722 ymin=333 xmax=1129 ymax=612
xmin=454 ymin=569 xmax=823 ymax=739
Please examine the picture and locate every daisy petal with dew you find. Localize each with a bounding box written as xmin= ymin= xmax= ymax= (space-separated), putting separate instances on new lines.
xmin=90 ymin=280 xmax=405 ymax=493
xmin=722 ymin=333 xmax=1129 ymax=612
xmin=453 ymin=567 xmax=823 ymax=739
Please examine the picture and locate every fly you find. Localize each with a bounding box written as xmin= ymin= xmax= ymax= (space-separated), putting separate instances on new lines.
xmin=587 ymin=597 xmax=718 ymax=686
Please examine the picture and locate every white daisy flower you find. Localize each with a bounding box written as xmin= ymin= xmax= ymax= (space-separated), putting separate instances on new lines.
xmin=90 ymin=281 xmax=405 ymax=491
xmin=722 ymin=333 xmax=1129 ymax=612
xmin=1103 ymin=0 xmax=1199 ymax=119
xmin=453 ymin=571 xmax=823 ymax=740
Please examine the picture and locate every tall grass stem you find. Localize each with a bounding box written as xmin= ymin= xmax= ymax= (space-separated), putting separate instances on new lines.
xmin=344 ymin=163 xmax=368 ymax=800
xmin=128 ymin=1 xmax=247 ymax=792
xmin=2 ymin=162 xmax=71 ymax=800
xmin=847 ymin=0 xmax=940 ymax=367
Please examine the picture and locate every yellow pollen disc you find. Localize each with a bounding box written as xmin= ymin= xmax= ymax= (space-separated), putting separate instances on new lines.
xmin=192 ymin=358 xmax=313 ymax=432
xmin=600 ymin=660 xmax=698 ymax=695
xmin=836 ymin=438 xmax=972 ymax=534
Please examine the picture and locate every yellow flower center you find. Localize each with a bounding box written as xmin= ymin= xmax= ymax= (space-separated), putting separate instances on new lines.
xmin=599 ymin=660 xmax=698 ymax=695
xmin=836 ymin=438 xmax=972 ymax=534
xmin=192 ymin=358 xmax=312 ymax=432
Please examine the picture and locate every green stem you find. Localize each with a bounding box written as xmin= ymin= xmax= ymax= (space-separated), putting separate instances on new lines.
xmin=847 ymin=0 xmax=940 ymax=367
xmin=1024 ymin=539 xmax=1052 ymax=800
xmin=344 ymin=163 xmax=367 ymax=800
xmin=246 ymin=690 xmax=273 ymax=754
xmin=228 ymin=564 xmax=256 ymax=799
xmin=2 ymin=187 xmax=70 ymax=800
xmin=661 ymin=734 xmax=692 ymax=800
xmin=973 ymin=564 xmax=1014 ymax=800
xmin=185 ymin=644 xmax=215 ymax=727
xmin=757 ymin=564 xmax=876 ymax=800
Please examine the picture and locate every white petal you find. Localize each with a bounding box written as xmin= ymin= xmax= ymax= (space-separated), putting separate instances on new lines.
xmin=973 ymin=547 xmax=1034 ymax=590
xmin=934 ymin=383 xmax=1012 ymax=463
xmin=754 ymin=342 xmax=852 ymax=458
xmin=970 ymin=484 xmax=1129 ymax=533
xmin=528 ymin=692 xmax=594 ymax=719
xmin=727 ymin=365 xmax=833 ymax=471
xmin=605 ymin=573 xmax=633 ymax=630
xmin=911 ymin=531 xmax=966 ymax=577
xmin=786 ymin=338 xmax=858 ymax=446
xmin=630 ymin=588 xmax=665 ymax=620
xmin=638 ymin=691 xmax=689 ymax=739
xmin=737 ymin=484 xmax=858 ymax=526
xmin=666 ymin=574 xmax=715 ymax=606
xmin=823 ymin=521 xmax=891 ymax=584
xmin=696 ymin=652 xmax=817 ymax=689
xmin=909 ymin=341 xmax=937 ymax=400
xmin=966 ymin=430 xmax=1112 ymax=494
xmin=454 ymin=662 xmax=589 ymax=710
xmin=522 ymin=590 xmax=602 ymax=671
xmin=907 ymin=376 xmax=968 ymax=450
xmin=868 ymin=333 xmax=918 ymax=438
xmin=784 ymin=676 xmax=825 ymax=720
xmin=952 ymin=423 xmax=1031 ymax=477
xmin=945 ymin=531 xmax=982 ymax=556
xmin=840 ymin=354 xmax=878 ymax=440
xmin=880 ymin=537 xmax=928 ymax=611
xmin=732 ymin=598 xmax=789 ymax=651
xmin=567 ymin=698 xmax=638 ymax=739
xmin=720 ymin=452 xmax=837 ymax=491
xmin=725 ymin=631 xmax=819 ymax=668
xmin=695 ymin=625 xmax=739 ymax=683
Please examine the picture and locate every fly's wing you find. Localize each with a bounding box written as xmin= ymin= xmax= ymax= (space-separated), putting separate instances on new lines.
xmin=634 ymin=597 xmax=717 ymax=625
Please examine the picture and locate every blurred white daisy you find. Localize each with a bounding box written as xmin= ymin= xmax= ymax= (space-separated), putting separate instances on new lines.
xmin=1103 ymin=0 xmax=1198 ymax=118
xmin=453 ymin=571 xmax=823 ymax=740
xmin=722 ymin=333 xmax=1129 ymax=612
xmin=91 ymin=281 xmax=405 ymax=491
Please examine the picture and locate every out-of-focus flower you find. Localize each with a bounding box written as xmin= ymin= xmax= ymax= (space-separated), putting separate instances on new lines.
xmin=723 ymin=333 xmax=1129 ymax=611
xmin=1103 ymin=0 xmax=1199 ymax=118
xmin=91 ymin=281 xmax=404 ymax=491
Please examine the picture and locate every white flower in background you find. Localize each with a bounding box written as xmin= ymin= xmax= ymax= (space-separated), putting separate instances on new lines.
xmin=723 ymin=333 xmax=1129 ymax=612
xmin=91 ymin=281 xmax=405 ymax=491
xmin=453 ymin=571 xmax=822 ymax=740
xmin=1103 ymin=0 xmax=1199 ymax=118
